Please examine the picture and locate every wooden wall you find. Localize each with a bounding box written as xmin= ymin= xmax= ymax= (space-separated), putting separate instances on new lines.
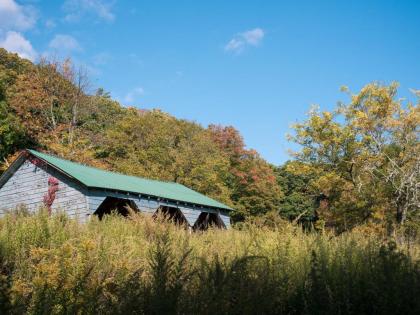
xmin=86 ymin=189 xmax=231 ymax=228
xmin=0 ymin=159 xmax=90 ymax=221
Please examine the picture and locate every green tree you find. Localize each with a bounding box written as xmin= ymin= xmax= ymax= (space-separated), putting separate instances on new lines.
xmin=289 ymin=83 xmax=419 ymax=230
xmin=0 ymin=96 xmax=27 ymax=166
xmin=275 ymin=161 xmax=317 ymax=225
xmin=99 ymin=110 xmax=232 ymax=204
xmin=0 ymin=49 xmax=32 ymax=169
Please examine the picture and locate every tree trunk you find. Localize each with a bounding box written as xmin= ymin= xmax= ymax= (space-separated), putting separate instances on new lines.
xmin=396 ymin=203 xmax=406 ymax=224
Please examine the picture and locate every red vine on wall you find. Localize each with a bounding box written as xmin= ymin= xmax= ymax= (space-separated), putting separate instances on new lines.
xmin=29 ymin=156 xmax=46 ymax=168
xmin=43 ymin=177 xmax=60 ymax=215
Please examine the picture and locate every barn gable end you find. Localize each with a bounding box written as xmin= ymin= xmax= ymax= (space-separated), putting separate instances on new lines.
xmin=0 ymin=156 xmax=89 ymax=220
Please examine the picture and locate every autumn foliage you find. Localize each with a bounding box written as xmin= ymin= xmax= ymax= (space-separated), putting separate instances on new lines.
xmin=0 ymin=48 xmax=419 ymax=230
xmin=289 ymin=84 xmax=419 ymax=231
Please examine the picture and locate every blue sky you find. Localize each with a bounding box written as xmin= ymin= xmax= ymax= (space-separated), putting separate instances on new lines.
xmin=1 ymin=1 xmax=419 ymax=165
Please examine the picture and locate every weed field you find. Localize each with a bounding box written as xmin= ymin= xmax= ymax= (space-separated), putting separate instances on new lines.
xmin=0 ymin=211 xmax=419 ymax=314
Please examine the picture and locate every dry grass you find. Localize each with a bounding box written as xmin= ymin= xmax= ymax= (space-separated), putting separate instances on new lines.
xmin=0 ymin=209 xmax=419 ymax=314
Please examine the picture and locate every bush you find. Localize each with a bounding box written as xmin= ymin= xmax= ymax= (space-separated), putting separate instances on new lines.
xmin=0 ymin=210 xmax=419 ymax=314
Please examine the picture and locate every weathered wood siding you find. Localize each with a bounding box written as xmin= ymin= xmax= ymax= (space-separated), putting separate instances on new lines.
xmin=219 ymin=211 xmax=231 ymax=228
xmin=0 ymin=159 xmax=89 ymax=221
xmin=86 ymin=190 xmax=230 ymax=227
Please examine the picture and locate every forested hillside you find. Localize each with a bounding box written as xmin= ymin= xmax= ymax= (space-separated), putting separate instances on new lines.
xmin=0 ymin=48 xmax=283 ymax=223
xmin=0 ymin=48 xmax=418 ymax=231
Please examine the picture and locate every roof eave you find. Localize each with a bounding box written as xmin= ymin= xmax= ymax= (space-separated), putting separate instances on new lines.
xmin=26 ymin=149 xmax=91 ymax=191
xmin=0 ymin=150 xmax=29 ymax=190
xmin=87 ymin=186 xmax=233 ymax=211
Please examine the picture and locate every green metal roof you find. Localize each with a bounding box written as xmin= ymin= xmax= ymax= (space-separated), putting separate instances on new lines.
xmin=28 ymin=150 xmax=232 ymax=211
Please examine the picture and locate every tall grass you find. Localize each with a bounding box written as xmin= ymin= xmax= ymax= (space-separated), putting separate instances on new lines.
xmin=0 ymin=210 xmax=419 ymax=314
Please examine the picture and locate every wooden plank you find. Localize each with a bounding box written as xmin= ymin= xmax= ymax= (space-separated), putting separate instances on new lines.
xmin=0 ymin=195 xmax=88 ymax=211
xmin=86 ymin=190 xmax=179 ymax=216
xmin=0 ymin=170 xmax=84 ymax=193
xmin=219 ymin=212 xmax=231 ymax=228
xmin=0 ymin=173 xmax=49 ymax=191
xmin=0 ymin=183 xmax=84 ymax=200
xmin=87 ymin=196 xmax=106 ymax=213
xmin=0 ymin=176 xmax=52 ymax=194
xmin=0 ymin=183 xmax=86 ymax=204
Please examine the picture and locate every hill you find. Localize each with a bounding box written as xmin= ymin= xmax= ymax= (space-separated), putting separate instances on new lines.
xmin=0 ymin=48 xmax=283 ymax=222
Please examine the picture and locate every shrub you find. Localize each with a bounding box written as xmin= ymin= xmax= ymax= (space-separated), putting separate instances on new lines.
xmin=0 ymin=210 xmax=419 ymax=314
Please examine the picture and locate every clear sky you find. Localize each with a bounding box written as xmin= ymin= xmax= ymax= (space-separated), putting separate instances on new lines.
xmin=1 ymin=1 xmax=419 ymax=165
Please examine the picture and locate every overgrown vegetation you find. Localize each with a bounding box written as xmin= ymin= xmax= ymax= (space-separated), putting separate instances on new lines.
xmin=0 ymin=210 xmax=419 ymax=314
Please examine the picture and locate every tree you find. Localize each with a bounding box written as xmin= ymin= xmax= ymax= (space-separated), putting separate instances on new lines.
xmin=7 ymin=57 xmax=73 ymax=140
xmin=290 ymin=83 xmax=419 ymax=229
xmin=209 ymin=125 xmax=283 ymax=221
xmin=0 ymin=96 xmax=26 ymax=168
xmin=99 ymin=110 xmax=232 ymax=205
xmin=345 ymin=83 xmax=419 ymax=224
xmin=275 ymin=161 xmax=317 ymax=225
xmin=0 ymin=49 xmax=32 ymax=170
xmin=59 ymin=59 xmax=90 ymax=146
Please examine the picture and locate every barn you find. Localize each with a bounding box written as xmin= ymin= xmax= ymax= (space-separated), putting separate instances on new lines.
xmin=0 ymin=150 xmax=232 ymax=230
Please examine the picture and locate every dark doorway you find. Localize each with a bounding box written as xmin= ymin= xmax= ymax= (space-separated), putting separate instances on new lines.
xmin=193 ymin=212 xmax=226 ymax=231
xmin=94 ymin=197 xmax=139 ymax=219
xmin=153 ymin=206 xmax=188 ymax=227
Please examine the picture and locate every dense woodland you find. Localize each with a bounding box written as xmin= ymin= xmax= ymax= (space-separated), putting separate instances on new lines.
xmin=0 ymin=48 xmax=419 ymax=232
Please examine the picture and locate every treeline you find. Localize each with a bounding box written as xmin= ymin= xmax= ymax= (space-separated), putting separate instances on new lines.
xmin=0 ymin=49 xmax=418 ymax=231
